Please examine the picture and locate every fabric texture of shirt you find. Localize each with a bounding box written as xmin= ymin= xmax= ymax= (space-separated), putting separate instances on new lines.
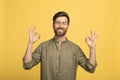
xmin=23 ymin=38 xmax=96 ymax=80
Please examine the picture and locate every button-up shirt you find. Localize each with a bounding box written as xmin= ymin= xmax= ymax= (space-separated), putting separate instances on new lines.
xmin=23 ymin=38 xmax=96 ymax=80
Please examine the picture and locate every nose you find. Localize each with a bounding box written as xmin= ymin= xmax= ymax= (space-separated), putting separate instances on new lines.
xmin=59 ymin=23 xmax=63 ymax=28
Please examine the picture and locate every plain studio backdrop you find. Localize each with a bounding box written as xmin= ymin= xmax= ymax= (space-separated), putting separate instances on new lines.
xmin=0 ymin=0 xmax=120 ymax=80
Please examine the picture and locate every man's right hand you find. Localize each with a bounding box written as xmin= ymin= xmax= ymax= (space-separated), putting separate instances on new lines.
xmin=29 ymin=26 xmax=40 ymax=44
xmin=23 ymin=26 xmax=40 ymax=63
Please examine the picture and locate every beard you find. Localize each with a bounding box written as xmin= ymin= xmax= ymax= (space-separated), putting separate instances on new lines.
xmin=54 ymin=27 xmax=67 ymax=37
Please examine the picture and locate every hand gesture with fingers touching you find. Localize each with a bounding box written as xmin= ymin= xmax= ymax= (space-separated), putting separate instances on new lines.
xmin=85 ymin=31 xmax=97 ymax=49
xmin=29 ymin=26 xmax=40 ymax=44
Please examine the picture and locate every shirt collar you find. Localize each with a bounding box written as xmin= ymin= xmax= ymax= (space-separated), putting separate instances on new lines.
xmin=52 ymin=37 xmax=68 ymax=44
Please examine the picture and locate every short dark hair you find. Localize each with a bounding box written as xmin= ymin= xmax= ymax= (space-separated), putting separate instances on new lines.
xmin=53 ymin=11 xmax=70 ymax=24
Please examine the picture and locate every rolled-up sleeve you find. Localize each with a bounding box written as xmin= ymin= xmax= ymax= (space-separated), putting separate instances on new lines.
xmin=76 ymin=47 xmax=97 ymax=73
xmin=86 ymin=61 xmax=97 ymax=73
xmin=23 ymin=45 xmax=42 ymax=70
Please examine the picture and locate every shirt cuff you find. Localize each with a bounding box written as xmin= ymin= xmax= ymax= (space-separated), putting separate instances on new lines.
xmin=87 ymin=61 xmax=97 ymax=73
xmin=23 ymin=60 xmax=33 ymax=70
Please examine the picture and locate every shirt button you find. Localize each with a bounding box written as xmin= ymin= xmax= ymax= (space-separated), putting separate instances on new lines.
xmin=56 ymin=70 xmax=58 ymax=73
xmin=57 ymin=61 xmax=59 ymax=64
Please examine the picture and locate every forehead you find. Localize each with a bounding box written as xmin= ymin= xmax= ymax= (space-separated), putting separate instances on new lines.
xmin=55 ymin=16 xmax=68 ymax=22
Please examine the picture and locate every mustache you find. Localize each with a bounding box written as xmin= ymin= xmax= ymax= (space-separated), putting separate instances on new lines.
xmin=56 ymin=27 xmax=64 ymax=30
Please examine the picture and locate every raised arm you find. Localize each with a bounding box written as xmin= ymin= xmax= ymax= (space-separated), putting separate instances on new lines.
xmin=85 ymin=31 xmax=97 ymax=66
xmin=23 ymin=26 xmax=40 ymax=63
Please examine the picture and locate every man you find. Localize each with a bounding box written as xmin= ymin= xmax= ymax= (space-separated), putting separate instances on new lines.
xmin=23 ymin=11 xmax=97 ymax=80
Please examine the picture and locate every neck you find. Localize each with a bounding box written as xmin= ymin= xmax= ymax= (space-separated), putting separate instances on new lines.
xmin=55 ymin=35 xmax=66 ymax=44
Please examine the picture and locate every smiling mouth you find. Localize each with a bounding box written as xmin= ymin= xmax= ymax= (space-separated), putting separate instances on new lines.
xmin=58 ymin=29 xmax=63 ymax=30
xmin=57 ymin=28 xmax=64 ymax=30
xmin=57 ymin=29 xmax=64 ymax=32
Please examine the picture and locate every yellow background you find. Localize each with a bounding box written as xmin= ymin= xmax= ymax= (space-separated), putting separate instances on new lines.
xmin=0 ymin=0 xmax=120 ymax=80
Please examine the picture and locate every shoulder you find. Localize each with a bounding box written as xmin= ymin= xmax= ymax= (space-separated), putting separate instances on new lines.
xmin=67 ymin=40 xmax=80 ymax=49
xmin=38 ymin=38 xmax=53 ymax=47
xmin=67 ymin=40 xmax=84 ymax=54
xmin=34 ymin=39 xmax=53 ymax=50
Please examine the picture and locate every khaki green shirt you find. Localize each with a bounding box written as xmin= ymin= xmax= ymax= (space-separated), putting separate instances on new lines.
xmin=23 ymin=38 xmax=96 ymax=80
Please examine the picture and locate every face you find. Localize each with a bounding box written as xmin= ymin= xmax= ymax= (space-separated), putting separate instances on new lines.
xmin=53 ymin=16 xmax=69 ymax=37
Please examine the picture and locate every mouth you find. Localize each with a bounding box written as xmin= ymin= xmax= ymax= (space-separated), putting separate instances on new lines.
xmin=57 ymin=28 xmax=64 ymax=31
xmin=57 ymin=29 xmax=63 ymax=32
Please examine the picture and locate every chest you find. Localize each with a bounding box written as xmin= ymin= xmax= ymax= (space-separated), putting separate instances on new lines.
xmin=41 ymin=43 xmax=76 ymax=64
